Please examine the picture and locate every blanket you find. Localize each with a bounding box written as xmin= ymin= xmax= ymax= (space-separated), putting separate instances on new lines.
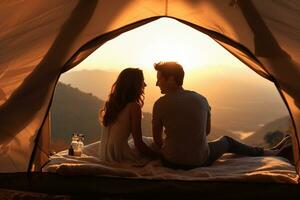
xmin=43 ymin=142 xmax=299 ymax=184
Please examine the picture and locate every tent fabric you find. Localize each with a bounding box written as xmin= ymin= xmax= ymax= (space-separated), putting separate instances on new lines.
xmin=0 ymin=0 xmax=300 ymax=173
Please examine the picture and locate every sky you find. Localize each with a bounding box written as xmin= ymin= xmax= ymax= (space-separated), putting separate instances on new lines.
xmin=72 ymin=17 xmax=244 ymax=74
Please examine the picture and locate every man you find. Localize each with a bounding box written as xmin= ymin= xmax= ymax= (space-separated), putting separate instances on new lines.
xmin=152 ymin=62 xmax=211 ymax=169
xmin=152 ymin=62 xmax=282 ymax=170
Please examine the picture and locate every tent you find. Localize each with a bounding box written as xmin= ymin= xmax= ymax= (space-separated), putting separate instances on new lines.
xmin=0 ymin=0 xmax=300 ymax=195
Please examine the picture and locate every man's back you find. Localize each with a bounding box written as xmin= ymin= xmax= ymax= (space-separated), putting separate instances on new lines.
xmin=153 ymin=89 xmax=210 ymax=166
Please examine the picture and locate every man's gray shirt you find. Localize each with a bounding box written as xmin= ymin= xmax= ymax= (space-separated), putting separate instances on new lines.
xmin=153 ymin=89 xmax=210 ymax=166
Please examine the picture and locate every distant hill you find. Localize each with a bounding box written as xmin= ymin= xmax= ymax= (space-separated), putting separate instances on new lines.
xmin=59 ymin=69 xmax=118 ymax=101
xmin=207 ymin=126 xmax=239 ymax=142
xmin=50 ymin=82 xmax=104 ymax=151
xmin=243 ymin=116 xmax=291 ymax=147
xmin=50 ymin=82 xmax=152 ymax=152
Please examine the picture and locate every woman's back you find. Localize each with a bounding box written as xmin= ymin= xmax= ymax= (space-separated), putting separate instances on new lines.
xmin=100 ymin=103 xmax=142 ymax=163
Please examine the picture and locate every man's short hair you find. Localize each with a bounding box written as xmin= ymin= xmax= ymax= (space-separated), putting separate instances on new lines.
xmin=154 ymin=62 xmax=185 ymax=86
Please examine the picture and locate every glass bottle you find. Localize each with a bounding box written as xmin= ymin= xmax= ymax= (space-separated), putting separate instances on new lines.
xmin=71 ymin=133 xmax=79 ymax=155
xmin=77 ymin=134 xmax=85 ymax=156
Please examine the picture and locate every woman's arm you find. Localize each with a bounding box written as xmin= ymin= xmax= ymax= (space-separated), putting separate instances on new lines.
xmin=130 ymin=102 xmax=159 ymax=159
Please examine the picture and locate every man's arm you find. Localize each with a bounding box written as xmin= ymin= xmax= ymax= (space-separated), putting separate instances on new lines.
xmin=130 ymin=102 xmax=158 ymax=159
xmin=152 ymin=118 xmax=163 ymax=149
xmin=152 ymin=103 xmax=163 ymax=149
xmin=206 ymin=109 xmax=211 ymax=136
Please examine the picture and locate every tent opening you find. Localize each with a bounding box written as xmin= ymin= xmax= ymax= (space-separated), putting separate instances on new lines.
xmin=49 ymin=18 xmax=293 ymax=167
xmin=1 ymin=1 xmax=300 ymax=196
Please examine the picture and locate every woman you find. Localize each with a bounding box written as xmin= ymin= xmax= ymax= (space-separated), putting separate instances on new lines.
xmin=99 ymin=68 xmax=159 ymax=164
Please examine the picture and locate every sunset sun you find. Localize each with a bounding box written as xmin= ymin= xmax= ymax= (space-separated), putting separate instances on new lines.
xmin=137 ymin=38 xmax=207 ymax=72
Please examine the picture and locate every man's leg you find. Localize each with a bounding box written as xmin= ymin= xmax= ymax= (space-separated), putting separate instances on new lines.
xmin=205 ymin=136 xmax=264 ymax=166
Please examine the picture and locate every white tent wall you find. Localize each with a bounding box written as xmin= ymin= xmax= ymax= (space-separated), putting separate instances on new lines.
xmin=0 ymin=0 xmax=299 ymax=173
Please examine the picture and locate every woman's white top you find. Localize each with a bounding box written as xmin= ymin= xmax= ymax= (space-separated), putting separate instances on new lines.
xmin=99 ymin=103 xmax=149 ymax=165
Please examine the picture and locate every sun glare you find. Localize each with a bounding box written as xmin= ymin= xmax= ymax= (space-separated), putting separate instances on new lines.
xmin=137 ymin=37 xmax=207 ymax=72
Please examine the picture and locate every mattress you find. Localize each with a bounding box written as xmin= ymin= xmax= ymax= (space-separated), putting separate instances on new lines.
xmin=43 ymin=141 xmax=299 ymax=184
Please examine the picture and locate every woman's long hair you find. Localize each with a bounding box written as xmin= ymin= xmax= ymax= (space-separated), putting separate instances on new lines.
xmin=101 ymin=68 xmax=145 ymax=127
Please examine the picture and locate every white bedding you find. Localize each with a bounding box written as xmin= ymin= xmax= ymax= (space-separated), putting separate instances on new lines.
xmin=43 ymin=141 xmax=299 ymax=184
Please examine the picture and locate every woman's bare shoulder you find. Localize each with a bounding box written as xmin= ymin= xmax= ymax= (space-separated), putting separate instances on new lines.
xmin=128 ymin=102 xmax=141 ymax=113
xmin=128 ymin=101 xmax=140 ymax=108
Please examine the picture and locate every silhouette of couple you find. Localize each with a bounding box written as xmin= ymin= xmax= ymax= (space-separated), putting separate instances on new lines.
xmin=99 ymin=62 xmax=292 ymax=169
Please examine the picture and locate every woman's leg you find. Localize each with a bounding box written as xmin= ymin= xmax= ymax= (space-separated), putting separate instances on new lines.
xmin=205 ymin=136 xmax=264 ymax=166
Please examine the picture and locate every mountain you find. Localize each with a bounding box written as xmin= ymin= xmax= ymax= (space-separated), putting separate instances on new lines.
xmin=50 ymin=82 xmax=152 ymax=152
xmin=50 ymin=82 xmax=104 ymax=151
xmin=59 ymin=69 xmax=118 ymax=101
xmin=243 ymin=116 xmax=291 ymax=147
xmin=207 ymin=126 xmax=239 ymax=142
xmin=186 ymin=70 xmax=289 ymax=133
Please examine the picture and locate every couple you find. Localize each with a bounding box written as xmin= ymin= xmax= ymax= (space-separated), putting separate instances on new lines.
xmin=99 ymin=62 xmax=291 ymax=169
